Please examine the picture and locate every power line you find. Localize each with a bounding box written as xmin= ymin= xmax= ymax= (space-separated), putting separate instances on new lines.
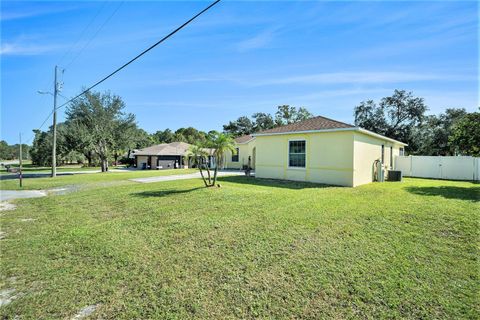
xmin=29 ymin=2 xmax=109 ymax=142
xmin=26 ymin=0 xmax=221 ymax=145
xmin=56 ymin=0 xmax=221 ymax=111
xmin=25 ymin=94 xmax=70 ymax=144
xmin=58 ymin=1 xmax=108 ymax=67
xmin=64 ymin=1 xmax=124 ymax=69
xmin=25 ymin=110 xmax=54 ymax=144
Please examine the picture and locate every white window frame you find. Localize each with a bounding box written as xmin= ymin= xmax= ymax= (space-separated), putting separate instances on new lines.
xmin=288 ymin=139 xmax=307 ymax=169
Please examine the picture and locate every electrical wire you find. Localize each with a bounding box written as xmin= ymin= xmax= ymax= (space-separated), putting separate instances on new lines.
xmin=26 ymin=0 xmax=221 ymax=144
xmin=64 ymin=1 xmax=124 ymax=69
xmin=58 ymin=1 xmax=108 ymax=67
xmin=24 ymin=95 xmax=70 ymax=144
xmin=56 ymin=0 xmax=221 ymax=111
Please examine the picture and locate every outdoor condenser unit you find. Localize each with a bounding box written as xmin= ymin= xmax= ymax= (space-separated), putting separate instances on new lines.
xmin=388 ymin=170 xmax=402 ymax=181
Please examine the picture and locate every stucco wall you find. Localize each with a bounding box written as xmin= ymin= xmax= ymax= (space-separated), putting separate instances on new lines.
xmin=224 ymin=140 xmax=256 ymax=169
xmin=151 ymin=156 xmax=158 ymax=169
xmin=255 ymin=131 xmax=355 ymax=186
xmin=136 ymin=155 xmax=149 ymax=168
xmin=353 ymin=132 xmax=402 ymax=186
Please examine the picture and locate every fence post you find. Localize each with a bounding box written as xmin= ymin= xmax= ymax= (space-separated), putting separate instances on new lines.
xmin=409 ymin=155 xmax=413 ymax=177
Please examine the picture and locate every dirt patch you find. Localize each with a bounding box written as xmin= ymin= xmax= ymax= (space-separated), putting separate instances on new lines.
xmin=0 ymin=202 xmax=16 ymax=211
xmin=71 ymin=304 xmax=100 ymax=319
xmin=48 ymin=186 xmax=78 ymax=195
xmin=0 ymin=288 xmax=17 ymax=307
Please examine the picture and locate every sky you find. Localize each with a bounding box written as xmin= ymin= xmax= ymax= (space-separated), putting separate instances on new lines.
xmin=1 ymin=0 xmax=478 ymax=145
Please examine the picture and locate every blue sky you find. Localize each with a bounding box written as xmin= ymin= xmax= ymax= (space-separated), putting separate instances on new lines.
xmin=1 ymin=0 xmax=478 ymax=144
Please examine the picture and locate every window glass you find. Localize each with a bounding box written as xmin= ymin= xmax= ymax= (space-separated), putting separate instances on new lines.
xmin=232 ymin=148 xmax=239 ymax=162
xmin=390 ymin=146 xmax=393 ymax=168
xmin=289 ymin=140 xmax=306 ymax=167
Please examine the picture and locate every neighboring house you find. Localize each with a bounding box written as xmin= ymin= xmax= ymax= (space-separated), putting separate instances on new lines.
xmin=252 ymin=116 xmax=407 ymax=187
xmin=134 ymin=142 xmax=215 ymax=170
xmin=125 ymin=149 xmax=139 ymax=159
xmin=223 ymin=135 xmax=256 ymax=170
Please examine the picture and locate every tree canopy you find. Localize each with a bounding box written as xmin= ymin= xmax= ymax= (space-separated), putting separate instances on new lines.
xmin=65 ymin=91 xmax=137 ymax=171
xmin=25 ymin=89 xmax=477 ymax=168
xmin=0 ymin=140 xmax=30 ymax=161
xmin=354 ymin=90 xmax=428 ymax=153
xmin=223 ymin=105 xmax=314 ymax=137
xmin=449 ymin=112 xmax=480 ymax=156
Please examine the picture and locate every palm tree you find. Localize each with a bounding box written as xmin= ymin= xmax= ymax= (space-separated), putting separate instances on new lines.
xmin=187 ymin=144 xmax=210 ymax=187
xmin=210 ymin=133 xmax=236 ymax=187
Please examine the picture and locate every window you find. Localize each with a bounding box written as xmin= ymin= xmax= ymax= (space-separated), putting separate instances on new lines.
xmin=390 ymin=146 xmax=393 ymax=169
xmin=381 ymin=145 xmax=385 ymax=163
xmin=399 ymin=148 xmax=405 ymax=156
xmin=231 ymin=148 xmax=239 ymax=162
xmin=289 ymin=140 xmax=306 ymax=168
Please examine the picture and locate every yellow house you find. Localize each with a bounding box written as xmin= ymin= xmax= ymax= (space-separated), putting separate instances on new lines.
xmin=253 ymin=116 xmax=407 ymax=187
xmin=223 ymin=135 xmax=256 ymax=170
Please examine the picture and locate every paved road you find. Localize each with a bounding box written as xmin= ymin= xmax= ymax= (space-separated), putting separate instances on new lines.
xmin=130 ymin=171 xmax=245 ymax=183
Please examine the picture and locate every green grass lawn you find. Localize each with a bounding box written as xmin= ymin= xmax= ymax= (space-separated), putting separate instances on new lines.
xmin=0 ymin=168 xmax=197 ymax=190
xmin=0 ymin=176 xmax=478 ymax=319
xmin=0 ymin=164 xmax=111 ymax=175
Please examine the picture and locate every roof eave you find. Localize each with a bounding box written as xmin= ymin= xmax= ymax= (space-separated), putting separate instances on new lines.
xmin=253 ymin=127 xmax=408 ymax=146
xmin=235 ymin=138 xmax=255 ymax=145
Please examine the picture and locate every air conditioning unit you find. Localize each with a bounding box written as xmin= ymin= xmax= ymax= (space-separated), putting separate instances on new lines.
xmin=388 ymin=170 xmax=402 ymax=181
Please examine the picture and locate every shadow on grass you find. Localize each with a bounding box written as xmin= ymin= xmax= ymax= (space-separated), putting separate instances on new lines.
xmin=132 ymin=187 xmax=203 ymax=198
xmin=217 ymin=175 xmax=336 ymax=190
xmin=405 ymin=186 xmax=480 ymax=202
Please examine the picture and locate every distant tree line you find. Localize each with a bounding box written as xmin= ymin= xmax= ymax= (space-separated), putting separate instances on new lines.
xmin=27 ymin=89 xmax=479 ymax=169
xmin=354 ymin=89 xmax=479 ymax=156
xmin=223 ymin=105 xmax=314 ymax=137
xmin=0 ymin=141 xmax=30 ymax=160
xmin=29 ymin=91 xmax=224 ymax=170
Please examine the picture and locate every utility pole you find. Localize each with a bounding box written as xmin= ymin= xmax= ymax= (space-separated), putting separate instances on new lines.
xmin=19 ymin=133 xmax=23 ymax=188
xmin=52 ymin=65 xmax=59 ymax=178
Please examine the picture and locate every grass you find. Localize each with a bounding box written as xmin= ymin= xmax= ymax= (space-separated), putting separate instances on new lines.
xmin=0 ymin=164 xmax=107 ymax=175
xmin=0 ymin=168 xmax=197 ymax=190
xmin=0 ymin=176 xmax=478 ymax=319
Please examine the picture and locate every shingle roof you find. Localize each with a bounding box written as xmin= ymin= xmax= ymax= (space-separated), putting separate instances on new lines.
xmin=134 ymin=142 xmax=192 ymax=156
xmin=234 ymin=135 xmax=254 ymax=144
xmin=135 ymin=142 xmax=215 ymax=156
xmin=255 ymin=116 xmax=354 ymax=135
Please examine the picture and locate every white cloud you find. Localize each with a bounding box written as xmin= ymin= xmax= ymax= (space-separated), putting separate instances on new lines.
xmin=247 ymin=71 xmax=474 ymax=86
xmin=0 ymin=5 xmax=80 ymax=21
xmin=142 ymin=71 xmax=476 ymax=87
xmin=235 ymin=27 xmax=279 ymax=52
xmin=0 ymin=42 xmax=65 ymax=56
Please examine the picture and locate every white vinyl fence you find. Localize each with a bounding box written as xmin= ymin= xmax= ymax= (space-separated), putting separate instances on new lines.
xmin=395 ymin=156 xmax=480 ymax=181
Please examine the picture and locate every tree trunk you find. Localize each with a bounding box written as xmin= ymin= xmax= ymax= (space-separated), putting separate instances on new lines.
xmin=198 ymin=164 xmax=209 ymax=187
xmin=85 ymin=151 xmax=92 ymax=167
xmin=204 ymin=164 xmax=212 ymax=186
xmin=212 ymin=165 xmax=219 ymax=187
xmin=101 ymin=158 xmax=108 ymax=172
xmin=114 ymin=153 xmax=118 ymax=166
